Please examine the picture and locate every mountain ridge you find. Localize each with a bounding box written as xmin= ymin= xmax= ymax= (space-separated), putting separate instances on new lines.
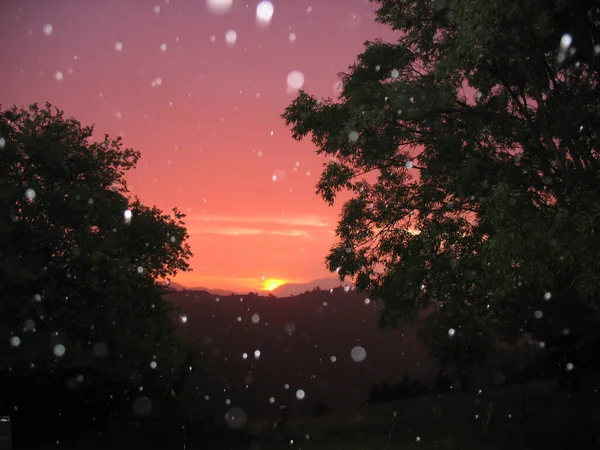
xmin=271 ymin=277 xmax=346 ymax=297
xmin=169 ymin=276 xmax=347 ymax=297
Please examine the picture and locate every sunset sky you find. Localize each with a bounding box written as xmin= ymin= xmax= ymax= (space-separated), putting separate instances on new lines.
xmin=1 ymin=0 xmax=394 ymax=292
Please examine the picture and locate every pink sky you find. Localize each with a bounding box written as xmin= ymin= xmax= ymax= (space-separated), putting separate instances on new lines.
xmin=0 ymin=0 xmax=394 ymax=292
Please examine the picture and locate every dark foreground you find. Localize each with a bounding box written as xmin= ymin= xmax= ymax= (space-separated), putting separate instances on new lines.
xmin=21 ymin=376 xmax=600 ymax=450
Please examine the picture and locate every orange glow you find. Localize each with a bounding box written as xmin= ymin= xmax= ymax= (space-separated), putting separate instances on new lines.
xmin=261 ymin=279 xmax=287 ymax=291
xmin=0 ymin=1 xmax=393 ymax=292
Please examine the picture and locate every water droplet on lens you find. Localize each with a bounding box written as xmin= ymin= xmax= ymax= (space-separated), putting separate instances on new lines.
xmin=133 ymin=396 xmax=153 ymax=416
xmin=224 ymin=407 xmax=247 ymax=429
xmin=350 ymin=346 xmax=366 ymax=362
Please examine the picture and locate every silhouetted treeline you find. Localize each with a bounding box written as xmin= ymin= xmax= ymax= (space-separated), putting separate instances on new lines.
xmin=0 ymin=103 xmax=194 ymax=448
xmin=367 ymin=375 xmax=429 ymax=405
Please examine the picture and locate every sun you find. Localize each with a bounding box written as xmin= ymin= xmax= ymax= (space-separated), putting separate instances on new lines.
xmin=261 ymin=278 xmax=286 ymax=291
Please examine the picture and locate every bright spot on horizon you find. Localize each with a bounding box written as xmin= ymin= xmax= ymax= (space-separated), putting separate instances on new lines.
xmin=206 ymin=0 xmax=232 ymax=15
xmin=256 ymin=1 xmax=274 ymax=25
xmin=261 ymin=278 xmax=286 ymax=291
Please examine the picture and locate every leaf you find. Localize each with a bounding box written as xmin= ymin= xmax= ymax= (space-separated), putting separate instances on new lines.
xmin=282 ymin=0 xmax=600 ymax=374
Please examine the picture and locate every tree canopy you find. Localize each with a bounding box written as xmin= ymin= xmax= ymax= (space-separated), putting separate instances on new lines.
xmin=0 ymin=103 xmax=193 ymax=436
xmin=282 ymin=0 xmax=600 ymax=371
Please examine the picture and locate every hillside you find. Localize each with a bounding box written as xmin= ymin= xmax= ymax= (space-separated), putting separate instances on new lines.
xmin=166 ymin=287 xmax=436 ymax=423
xmin=271 ymin=278 xmax=345 ymax=297
xmin=241 ymin=377 xmax=600 ymax=449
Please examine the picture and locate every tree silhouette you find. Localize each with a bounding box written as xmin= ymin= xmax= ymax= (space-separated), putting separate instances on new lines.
xmin=282 ymin=0 xmax=600 ymax=375
xmin=368 ymin=375 xmax=429 ymax=405
xmin=0 ymin=103 xmax=193 ymax=443
xmin=419 ymin=305 xmax=496 ymax=392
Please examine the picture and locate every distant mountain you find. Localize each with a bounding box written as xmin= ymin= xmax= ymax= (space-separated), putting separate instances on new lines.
xmin=272 ymin=277 xmax=346 ymax=297
xmin=168 ymin=282 xmax=186 ymax=291
xmin=169 ymin=277 xmax=346 ymax=298
xmin=190 ymin=287 xmax=244 ymax=297
xmin=168 ymin=282 xmax=242 ymax=297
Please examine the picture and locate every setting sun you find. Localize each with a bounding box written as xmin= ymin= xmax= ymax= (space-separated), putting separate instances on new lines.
xmin=261 ymin=278 xmax=287 ymax=291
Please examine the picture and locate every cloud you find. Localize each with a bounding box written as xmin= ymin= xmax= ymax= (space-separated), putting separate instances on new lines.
xmin=191 ymin=227 xmax=263 ymax=236
xmin=319 ymin=229 xmax=336 ymax=235
xmin=189 ymin=214 xmax=330 ymax=228
xmin=187 ymin=214 xmax=330 ymax=238
xmin=271 ymin=230 xmax=310 ymax=237
xmin=189 ymin=226 xmax=310 ymax=237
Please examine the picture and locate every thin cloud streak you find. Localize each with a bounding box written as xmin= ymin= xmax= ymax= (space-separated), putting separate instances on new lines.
xmin=189 ymin=226 xmax=311 ymax=237
xmin=190 ymin=227 xmax=264 ymax=236
xmin=271 ymin=230 xmax=310 ymax=237
xmin=189 ymin=214 xmax=331 ymax=228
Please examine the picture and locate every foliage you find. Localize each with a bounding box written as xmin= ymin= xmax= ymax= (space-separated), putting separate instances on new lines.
xmin=368 ymin=374 xmax=429 ymax=405
xmin=419 ymin=304 xmax=496 ymax=390
xmin=0 ymin=103 xmax=193 ymax=439
xmin=282 ymin=0 xmax=600 ymax=372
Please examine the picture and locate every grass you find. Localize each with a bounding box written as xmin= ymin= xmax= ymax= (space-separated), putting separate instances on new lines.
xmin=20 ymin=376 xmax=600 ymax=449
xmin=244 ymin=377 xmax=600 ymax=449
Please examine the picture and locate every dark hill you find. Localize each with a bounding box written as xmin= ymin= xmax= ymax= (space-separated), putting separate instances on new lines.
xmin=166 ymin=287 xmax=436 ymax=423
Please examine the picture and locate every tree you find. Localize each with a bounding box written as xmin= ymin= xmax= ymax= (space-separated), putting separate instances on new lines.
xmin=419 ymin=306 xmax=495 ymax=391
xmin=283 ymin=0 xmax=600 ymax=377
xmin=0 ymin=103 xmax=193 ymax=442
